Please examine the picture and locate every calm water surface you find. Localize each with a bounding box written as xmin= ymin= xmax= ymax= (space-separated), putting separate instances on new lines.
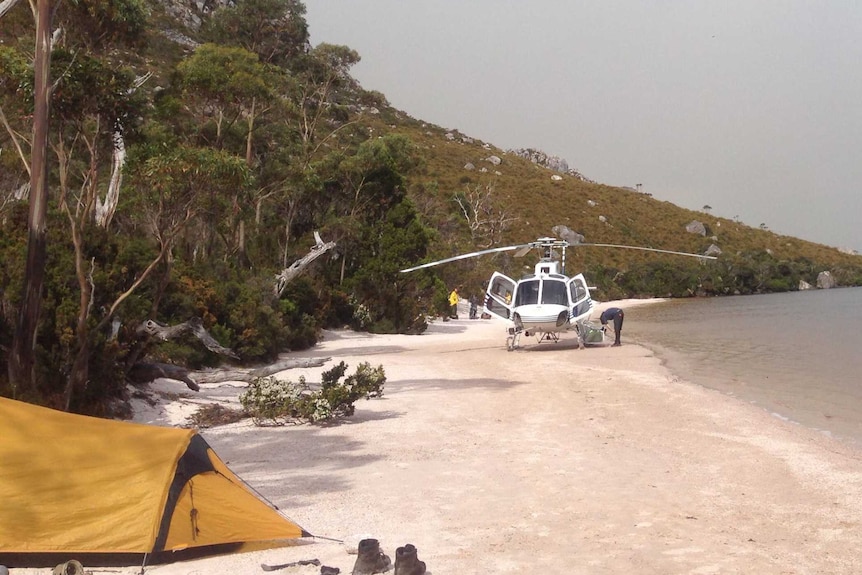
xmin=623 ymin=287 xmax=862 ymax=450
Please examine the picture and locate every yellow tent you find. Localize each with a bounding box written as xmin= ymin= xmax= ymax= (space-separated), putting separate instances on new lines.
xmin=0 ymin=397 xmax=309 ymax=558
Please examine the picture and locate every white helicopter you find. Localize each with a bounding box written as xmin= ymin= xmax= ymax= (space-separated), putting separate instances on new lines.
xmin=401 ymin=226 xmax=716 ymax=351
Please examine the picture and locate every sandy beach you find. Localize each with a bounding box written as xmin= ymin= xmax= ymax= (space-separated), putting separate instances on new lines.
xmin=12 ymin=299 xmax=862 ymax=574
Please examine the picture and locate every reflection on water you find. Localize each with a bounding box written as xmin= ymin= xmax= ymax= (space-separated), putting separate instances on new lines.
xmin=623 ymin=288 xmax=862 ymax=449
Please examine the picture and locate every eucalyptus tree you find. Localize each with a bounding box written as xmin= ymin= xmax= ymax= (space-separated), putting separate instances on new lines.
xmin=349 ymin=199 xmax=434 ymax=333
xmin=1 ymin=0 xmax=147 ymax=396
xmin=47 ymin=51 xmax=144 ymax=408
xmin=2 ymin=0 xmax=57 ymax=393
xmin=199 ymin=0 xmax=314 ymax=269
xmin=95 ymin=146 xmax=251 ymax=399
xmin=202 ymin=0 xmax=310 ymax=67
xmin=318 ymin=133 xmax=419 ymax=284
xmin=289 ymin=43 xmax=360 ymax=170
xmin=177 ymin=44 xmax=277 ymax=153
xmin=175 ymin=43 xmax=282 ymax=262
xmin=250 ymin=43 xmax=361 ymax=268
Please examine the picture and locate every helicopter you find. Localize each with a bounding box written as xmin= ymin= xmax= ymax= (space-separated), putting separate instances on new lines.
xmin=400 ymin=227 xmax=717 ymax=351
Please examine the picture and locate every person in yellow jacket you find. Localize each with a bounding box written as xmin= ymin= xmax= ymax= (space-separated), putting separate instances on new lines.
xmin=448 ymin=288 xmax=460 ymax=319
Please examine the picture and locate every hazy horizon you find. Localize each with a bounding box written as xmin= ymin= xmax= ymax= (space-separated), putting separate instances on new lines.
xmin=305 ymin=1 xmax=861 ymax=253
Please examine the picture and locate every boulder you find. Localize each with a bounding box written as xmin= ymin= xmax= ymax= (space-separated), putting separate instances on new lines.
xmin=704 ymin=244 xmax=722 ymax=257
xmin=817 ymin=271 xmax=836 ymax=289
xmin=685 ymin=220 xmax=707 ymax=236
xmin=552 ymin=225 xmax=584 ymax=245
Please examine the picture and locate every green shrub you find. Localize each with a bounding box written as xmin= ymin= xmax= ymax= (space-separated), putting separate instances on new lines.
xmin=239 ymin=361 xmax=386 ymax=424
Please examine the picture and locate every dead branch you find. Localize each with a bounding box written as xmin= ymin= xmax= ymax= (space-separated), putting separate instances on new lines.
xmin=0 ymin=0 xmax=21 ymax=18
xmin=137 ymin=317 xmax=239 ymax=359
xmin=274 ymin=231 xmax=336 ymax=296
xmin=454 ymin=183 xmax=518 ymax=248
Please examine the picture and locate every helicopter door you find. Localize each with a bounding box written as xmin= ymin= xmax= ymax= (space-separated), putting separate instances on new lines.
xmin=568 ymin=273 xmax=593 ymax=321
xmin=484 ymin=272 xmax=516 ymax=320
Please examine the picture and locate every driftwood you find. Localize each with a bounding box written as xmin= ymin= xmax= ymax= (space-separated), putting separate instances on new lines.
xmin=195 ymin=357 xmax=332 ymax=384
xmin=274 ymin=231 xmax=336 ymax=296
xmin=127 ymin=362 xmax=200 ymax=391
xmin=136 ymin=317 xmax=239 ymax=359
xmin=127 ymin=357 xmax=332 ymax=390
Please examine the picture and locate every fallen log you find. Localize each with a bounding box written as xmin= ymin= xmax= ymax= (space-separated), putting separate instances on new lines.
xmin=127 ymin=357 xmax=332 ymax=389
xmin=195 ymin=357 xmax=332 ymax=384
xmin=127 ymin=362 xmax=200 ymax=391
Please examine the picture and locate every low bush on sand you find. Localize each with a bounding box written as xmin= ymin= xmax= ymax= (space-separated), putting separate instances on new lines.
xmin=239 ymin=361 xmax=386 ymax=424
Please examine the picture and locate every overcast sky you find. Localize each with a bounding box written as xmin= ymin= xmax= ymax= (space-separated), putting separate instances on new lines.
xmin=304 ymin=1 xmax=862 ymax=252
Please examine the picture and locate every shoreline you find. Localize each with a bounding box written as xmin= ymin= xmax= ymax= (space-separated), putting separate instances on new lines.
xmin=10 ymin=300 xmax=862 ymax=574
xmin=620 ymin=294 xmax=862 ymax=455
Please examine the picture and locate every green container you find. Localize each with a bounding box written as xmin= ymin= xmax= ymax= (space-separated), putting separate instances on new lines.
xmin=584 ymin=325 xmax=604 ymax=343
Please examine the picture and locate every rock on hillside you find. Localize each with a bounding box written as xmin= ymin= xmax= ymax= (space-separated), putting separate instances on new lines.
xmin=508 ymin=148 xmax=594 ymax=183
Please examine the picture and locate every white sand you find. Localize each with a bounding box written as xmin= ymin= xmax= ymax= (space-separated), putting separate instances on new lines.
xmin=11 ymin=299 xmax=862 ymax=574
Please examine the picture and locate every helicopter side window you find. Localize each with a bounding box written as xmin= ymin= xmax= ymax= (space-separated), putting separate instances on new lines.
xmin=541 ymin=280 xmax=568 ymax=306
xmin=490 ymin=278 xmax=508 ymax=299
xmin=570 ymin=280 xmax=587 ymax=303
xmin=515 ymin=280 xmax=540 ymax=306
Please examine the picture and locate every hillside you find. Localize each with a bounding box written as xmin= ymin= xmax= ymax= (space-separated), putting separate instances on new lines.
xmin=347 ymin=104 xmax=862 ymax=298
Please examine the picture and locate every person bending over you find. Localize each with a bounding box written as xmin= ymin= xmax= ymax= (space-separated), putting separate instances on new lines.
xmin=600 ymin=307 xmax=624 ymax=347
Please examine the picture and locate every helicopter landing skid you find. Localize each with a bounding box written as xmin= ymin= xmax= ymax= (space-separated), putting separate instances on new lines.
xmin=506 ymin=327 xmax=522 ymax=351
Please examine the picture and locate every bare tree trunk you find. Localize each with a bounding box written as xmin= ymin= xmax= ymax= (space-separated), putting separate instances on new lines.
xmin=59 ymin=127 xmax=101 ymax=410
xmin=8 ymin=0 xmax=53 ymax=394
xmin=63 ymin=230 xmax=94 ymax=410
xmin=96 ymin=129 xmax=125 ymax=228
xmin=245 ymin=98 xmax=255 ymax=166
xmin=280 ymin=198 xmax=298 ymax=268
xmin=238 ymin=218 xmax=246 ymax=263
xmin=339 ymin=254 xmax=346 ymax=285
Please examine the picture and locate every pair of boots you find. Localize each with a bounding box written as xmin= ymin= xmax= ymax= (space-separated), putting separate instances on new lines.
xmin=352 ymin=539 xmax=426 ymax=575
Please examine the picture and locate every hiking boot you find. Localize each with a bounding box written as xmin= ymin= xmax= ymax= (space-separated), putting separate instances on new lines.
xmin=352 ymin=538 xmax=392 ymax=575
xmin=53 ymin=561 xmax=84 ymax=575
xmin=394 ymin=544 xmax=426 ymax=575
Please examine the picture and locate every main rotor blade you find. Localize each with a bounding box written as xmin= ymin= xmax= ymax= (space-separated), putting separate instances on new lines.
xmin=513 ymin=245 xmax=533 ymax=257
xmin=400 ymin=244 xmax=532 ymax=273
xmin=574 ymin=243 xmax=717 ymax=260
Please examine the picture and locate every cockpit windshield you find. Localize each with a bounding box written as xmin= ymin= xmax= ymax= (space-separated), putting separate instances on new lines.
xmin=514 ymin=279 xmax=568 ymax=306
xmin=541 ymin=279 xmax=568 ymax=305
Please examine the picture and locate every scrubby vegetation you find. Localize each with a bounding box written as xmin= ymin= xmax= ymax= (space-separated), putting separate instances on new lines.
xmin=239 ymin=361 xmax=385 ymax=424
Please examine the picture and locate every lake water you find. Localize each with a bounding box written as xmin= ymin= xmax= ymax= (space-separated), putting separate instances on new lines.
xmin=622 ymin=287 xmax=862 ymax=450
